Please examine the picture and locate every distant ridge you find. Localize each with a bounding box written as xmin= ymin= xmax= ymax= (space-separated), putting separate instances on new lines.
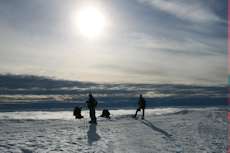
xmin=0 ymin=74 xmax=227 ymax=109
xmin=0 ymin=74 xmax=94 ymax=89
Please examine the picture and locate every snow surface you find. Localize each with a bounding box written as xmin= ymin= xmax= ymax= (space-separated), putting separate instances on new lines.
xmin=0 ymin=108 xmax=227 ymax=153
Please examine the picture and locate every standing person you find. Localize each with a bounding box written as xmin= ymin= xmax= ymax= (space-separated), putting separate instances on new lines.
xmin=134 ymin=94 xmax=146 ymax=119
xmin=86 ymin=93 xmax=98 ymax=124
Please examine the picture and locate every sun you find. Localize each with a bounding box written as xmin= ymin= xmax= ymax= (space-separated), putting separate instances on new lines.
xmin=77 ymin=6 xmax=106 ymax=39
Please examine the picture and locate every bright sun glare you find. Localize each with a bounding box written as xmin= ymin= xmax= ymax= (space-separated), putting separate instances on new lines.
xmin=77 ymin=6 xmax=106 ymax=39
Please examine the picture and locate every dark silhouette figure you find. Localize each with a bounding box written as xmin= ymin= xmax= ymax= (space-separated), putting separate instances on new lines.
xmin=87 ymin=124 xmax=100 ymax=145
xmin=134 ymin=94 xmax=146 ymax=119
xmin=73 ymin=107 xmax=83 ymax=119
xmin=86 ymin=93 xmax=97 ymax=124
xmin=100 ymin=109 xmax=110 ymax=119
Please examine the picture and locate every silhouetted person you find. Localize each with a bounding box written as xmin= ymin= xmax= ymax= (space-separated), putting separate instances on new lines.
xmin=86 ymin=93 xmax=97 ymax=124
xmin=100 ymin=109 xmax=110 ymax=119
xmin=73 ymin=107 xmax=83 ymax=119
xmin=134 ymin=94 xmax=146 ymax=119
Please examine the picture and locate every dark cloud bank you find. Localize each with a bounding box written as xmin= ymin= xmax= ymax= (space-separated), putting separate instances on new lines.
xmin=0 ymin=74 xmax=227 ymax=111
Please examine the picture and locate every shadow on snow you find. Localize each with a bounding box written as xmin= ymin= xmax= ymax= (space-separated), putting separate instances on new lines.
xmin=141 ymin=119 xmax=172 ymax=138
xmin=87 ymin=124 xmax=100 ymax=145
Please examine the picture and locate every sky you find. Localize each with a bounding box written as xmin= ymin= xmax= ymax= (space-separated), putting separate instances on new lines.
xmin=0 ymin=0 xmax=227 ymax=85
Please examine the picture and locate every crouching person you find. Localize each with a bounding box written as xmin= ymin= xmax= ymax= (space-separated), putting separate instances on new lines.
xmin=73 ymin=107 xmax=84 ymax=119
xmin=100 ymin=109 xmax=110 ymax=119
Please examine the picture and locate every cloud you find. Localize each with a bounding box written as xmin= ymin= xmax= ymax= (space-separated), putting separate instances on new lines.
xmin=128 ymin=32 xmax=226 ymax=55
xmin=93 ymin=30 xmax=227 ymax=85
xmin=138 ymin=0 xmax=222 ymax=23
xmin=0 ymin=0 xmax=226 ymax=85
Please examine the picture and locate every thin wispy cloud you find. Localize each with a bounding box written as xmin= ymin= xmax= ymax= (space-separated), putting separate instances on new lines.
xmin=138 ymin=0 xmax=223 ymax=23
xmin=128 ymin=32 xmax=226 ymax=55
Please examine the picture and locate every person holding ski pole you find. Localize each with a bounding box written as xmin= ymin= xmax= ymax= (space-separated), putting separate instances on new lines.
xmin=86 ymin=93 xmax=98 ymax=124
xmin=134 ymin=94 xmax=146 ymax=119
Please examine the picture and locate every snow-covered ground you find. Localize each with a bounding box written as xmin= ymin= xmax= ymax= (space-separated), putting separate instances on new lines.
xmin=0 ymin=107 xmax=227 ymax=153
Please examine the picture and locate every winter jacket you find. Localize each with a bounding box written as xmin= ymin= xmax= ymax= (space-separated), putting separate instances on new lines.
xmin=138 ymin=97 xmax=145 ymax=109
xmin=86 ymin=96 xmax=97 ymax=109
